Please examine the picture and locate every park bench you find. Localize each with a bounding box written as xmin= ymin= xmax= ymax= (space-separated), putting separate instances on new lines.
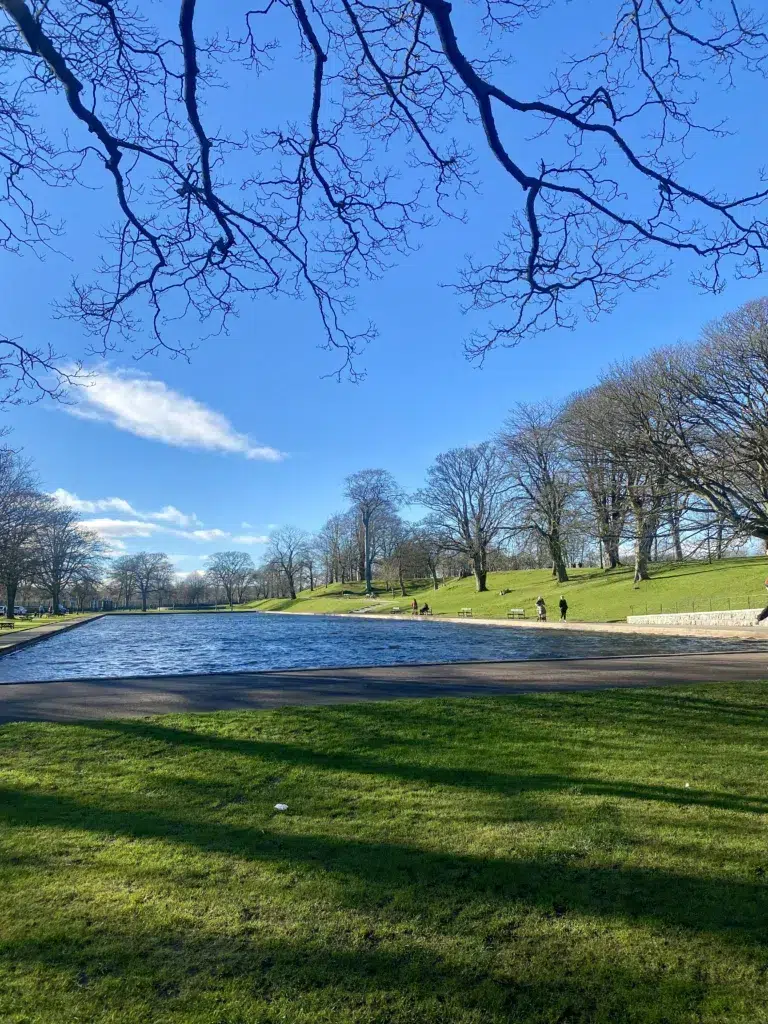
xmin=391 ymin=606 xmax=401 ymax=613
xmin=0 ymin=621 xmax=15 ymax=630
xmin=458 ymin=607 xmax=473 ymax=618
xmin=507 ymin=608 xmax=525 ymax=619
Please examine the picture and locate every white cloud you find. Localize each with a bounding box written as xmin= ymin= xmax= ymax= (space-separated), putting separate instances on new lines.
xmin=66 ymin=368 xmax=284 ymax=461
xmin=232 ymin=534 xmax=269 ymax=545
xmin=84 ymin=518 xmax=165 ymax=540
xmin=52 ymin=488 xmax=136 ymax=515
xmin=188 ymin=528 xmax=230 ymax=542
xmin=241 ymin=521 xmax=253 ymax=529
xmin=148 ymin=505 xmax=202 ymax=529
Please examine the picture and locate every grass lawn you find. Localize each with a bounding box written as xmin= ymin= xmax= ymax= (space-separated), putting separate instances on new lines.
xmin=0 ymin=614 xmax=96 ymax=633
xmin=247 ymin=556 xmax=768 ymax=622
xmin=1 ymin=683 xmax=767 ymax=1022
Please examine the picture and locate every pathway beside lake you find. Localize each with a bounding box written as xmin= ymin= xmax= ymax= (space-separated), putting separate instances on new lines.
xmin=1 ymin=650 xmax=768 ymax=722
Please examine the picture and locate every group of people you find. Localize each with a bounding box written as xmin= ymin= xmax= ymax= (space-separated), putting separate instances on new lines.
xmin=535 ymin=595 xmax=568 ymax=622
xmin=411 ymin=599 xmax=431 ymax=615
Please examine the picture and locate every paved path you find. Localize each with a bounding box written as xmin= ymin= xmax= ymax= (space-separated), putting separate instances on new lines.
xmin=1 ymin=651 xmax=767 ymax=723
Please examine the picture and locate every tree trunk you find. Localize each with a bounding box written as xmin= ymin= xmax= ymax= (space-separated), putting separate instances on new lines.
xmin=715 ymin=521 xmax=724 ymax=560
xmin=398 ymin=563 xmax=406 ymax=597
xmin=5 ymin=581 xmax=17 ymax=619
xmin=141 ymin=589 xmax=148 ymax=612
xmin=633 ymin=521 xmax=656 ymax=582
xmin=549 ymin=531 xmax=569 ymax=583
xmin=431 ymin=567 xmax=439 ymax=590
xmin=472 ymin=551 xmax=487 ymax=592
xmin=51 ymin=585 xmax=61 ymax=615
xmin=363 ymin=516 xmax=373 ymax=595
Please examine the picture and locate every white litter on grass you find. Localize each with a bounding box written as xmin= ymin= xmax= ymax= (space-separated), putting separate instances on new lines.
xmin=274 ymin=803 xmax=289 ymax=811
xmin=684 ymin=783 xmax=690 ymax=789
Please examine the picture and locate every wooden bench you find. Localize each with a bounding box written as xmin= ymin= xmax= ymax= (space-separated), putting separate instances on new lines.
xmin=0 ymin=621 xmax=15 ymax=630
xmin=458 ymin=608 xmax=473 ymax=618
xmin=507 ymin=608 xmax=525 ymax=619
xmin=390 ymin=607 xmax=402 ymax=614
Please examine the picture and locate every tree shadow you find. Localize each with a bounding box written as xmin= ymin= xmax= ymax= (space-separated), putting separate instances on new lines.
xmin=1 ymin=913 xmax=740 ymax=1024
xmin=79 ymin=718 xmax=768 ymax=816
xmin=1 ymin=784 xmax=766 ymax=948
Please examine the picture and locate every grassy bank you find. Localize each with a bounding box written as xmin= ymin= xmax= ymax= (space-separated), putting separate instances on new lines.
xmin=248 ymin=556 xmax=768 ymax=622
xmin=0 ymin=613 xmax=97 ymax=633
xmin=1 ymin=682 xmax=767 ymax=1022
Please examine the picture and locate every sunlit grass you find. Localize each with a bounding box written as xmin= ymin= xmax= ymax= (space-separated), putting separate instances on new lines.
xmin=1 ymin=682 xmax=767 ymax=1022
xmin=247 ymin=556 xmax=768 ymax=621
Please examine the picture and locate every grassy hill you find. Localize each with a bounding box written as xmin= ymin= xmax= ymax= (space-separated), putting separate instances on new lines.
xmin=247 ymin=556 xmax=768 ymax=622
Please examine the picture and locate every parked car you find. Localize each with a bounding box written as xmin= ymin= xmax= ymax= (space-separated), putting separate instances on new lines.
xmin=14 ymin=606 xmax=27 ymax=616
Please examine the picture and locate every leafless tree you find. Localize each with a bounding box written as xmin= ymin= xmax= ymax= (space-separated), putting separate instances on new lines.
xmin=108 ymin=554 xmax=139 ymax=609
xmin=412 ymin=522 xmax=444 ymax=590
xmin=344 ymin=469 xmax=403 ymax=594
xmin=126 ymin=551 xmax=175 ymax=612
xmin=624 ymin=300 xmax=768 ymax=546
xmin=562 ymin=386 xmax=630 ymax=570
xmin=1 ymin=0 xmax=766 ymax=397
xmin=500 ymin=401 xmax=576 ymax=583
xmin=34 ymin=505 xmax=104 ymax=614
xmin=267 ymin=526 xmax=309 ymax=600
xmin=0 ymin=449 xmax=49 ymax=616
xmin=205 ymin=550 xmax=255 ymax=609
xmin=179 ymin=570 xmax=208 ymax=609
xmin=415 ymin=442 xmax=512 ymax=592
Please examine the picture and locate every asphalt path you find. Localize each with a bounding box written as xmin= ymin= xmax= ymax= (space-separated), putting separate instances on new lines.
xmin=1 ymin=650 xmax=767 ymax=722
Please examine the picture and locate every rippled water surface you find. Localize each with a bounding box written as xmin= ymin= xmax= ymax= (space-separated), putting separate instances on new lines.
xmin=0 ymin=613 xmax=764 ymax=683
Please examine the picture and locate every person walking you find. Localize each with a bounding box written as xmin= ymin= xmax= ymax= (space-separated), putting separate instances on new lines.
xmin=411 ymin=598 xmax=418 ymax=615
xmin=535 ymin=596 xmax=547 ymax=622
xmin=559 ymin=595 xmax=568 ymax=621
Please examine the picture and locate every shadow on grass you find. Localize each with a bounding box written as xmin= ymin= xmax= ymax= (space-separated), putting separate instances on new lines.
xmin=0 ymin=914 xmax=740 ymax=1024
xmin=80 ymin=718 xmax=768 ymax=816
xmin=1 ymin=784 xmax=766 ymax=948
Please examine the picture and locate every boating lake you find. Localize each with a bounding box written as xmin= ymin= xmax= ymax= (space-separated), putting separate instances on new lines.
xmin=0 ymin=612 xmax=764 ymax=682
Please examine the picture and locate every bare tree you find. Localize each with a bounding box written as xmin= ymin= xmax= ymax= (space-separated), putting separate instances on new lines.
xmin=562 ymin=386 xmax=630 ymax=570
xmin=205 ymin=551 xmax=255 ymax=610
xmin=500 ymin=402 xmax=575 ymax=583
xmin=415 ymin=443 xmax=512 ymax=592
xmin=0 ymin=450 xmax=48 ymax=617
xmin=179 ymin=570 xmax=208 ymax=609
xmin=108 ymin=554 xmax=139 ymax=609
xmin=1 ymin=0 xmax=766 ymax=397
xmin=267 ymin=527 xmax=309 ymax=601
xmin=35 ymin=505 xmax=104 ymax=614
xmin=624 ymin=301 xmax=768 ymax=546
xmin=412 ymin=522 xmax=444 ymax=590
xmin=344 ymin=470 xmax=403 ymax=595
xmin=127 ymin=551 xmax=175 ymax=613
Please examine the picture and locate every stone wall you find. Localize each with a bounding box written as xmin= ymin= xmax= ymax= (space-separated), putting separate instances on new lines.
xmin=626 ymin=608 xmax=766 ymax=628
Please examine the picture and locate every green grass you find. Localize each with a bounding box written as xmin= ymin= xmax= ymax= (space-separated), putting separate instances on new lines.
xmin=247 ymin=556 xmax=768 ymax=622
xmin=2 ymin=683 xmax=767 ymax=1022
xmin=0 ymin=614 xmax=95 ymax=633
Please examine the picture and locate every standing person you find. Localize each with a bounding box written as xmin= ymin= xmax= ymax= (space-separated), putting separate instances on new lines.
xmin=758 ymin=577 xmax=768 ymax=623
xmin=559 ymin=595 xmax=568 ymax=621
xmin=535 ymin=596 xmax=547 ymax=622
xmin=411 ymin=598 xmax=418 ymax=615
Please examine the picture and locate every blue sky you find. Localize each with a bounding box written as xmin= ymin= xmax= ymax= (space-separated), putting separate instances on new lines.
xmin=3 ymin=4 xmax=767 ymax=573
